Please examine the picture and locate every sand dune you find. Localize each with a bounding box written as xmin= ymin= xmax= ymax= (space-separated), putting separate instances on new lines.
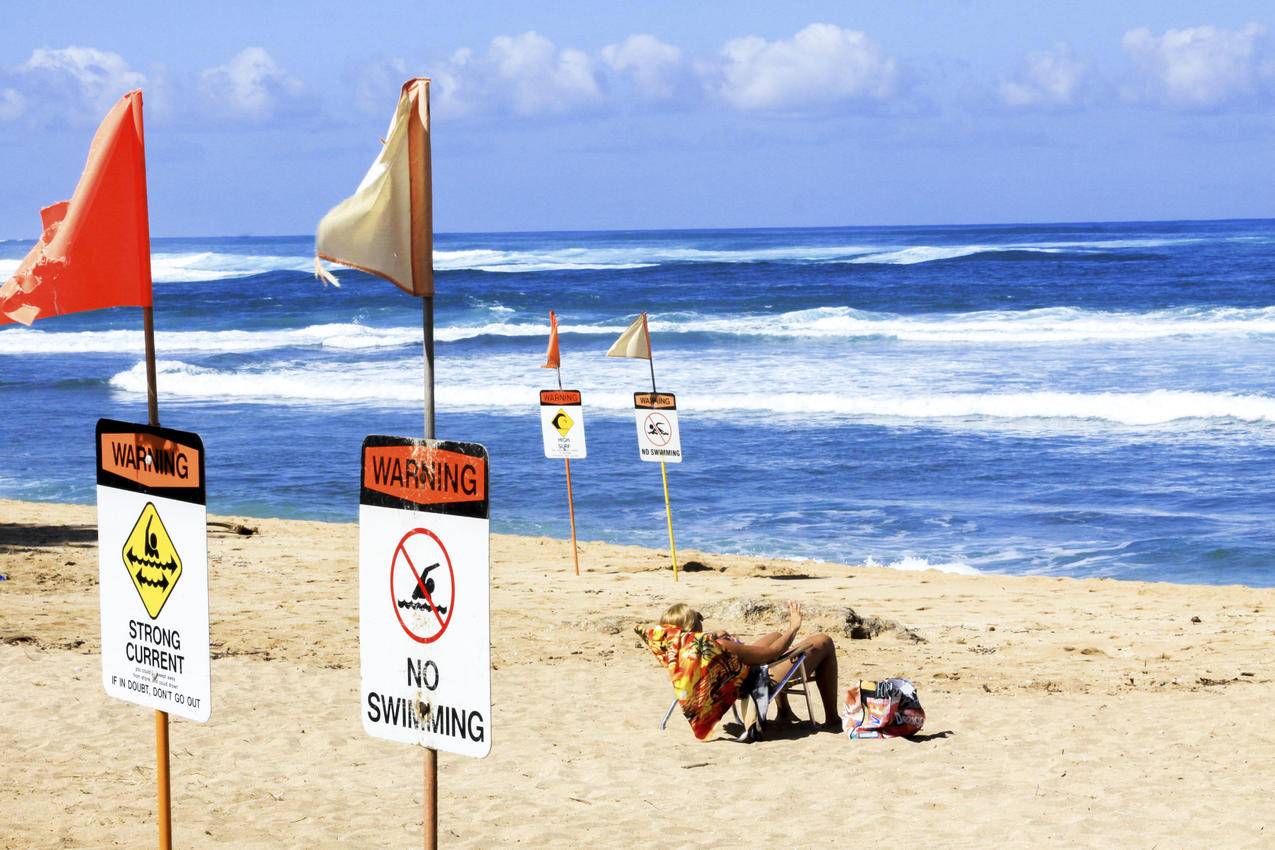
xmin=1 ymin=498 xmax=1272 ymax=848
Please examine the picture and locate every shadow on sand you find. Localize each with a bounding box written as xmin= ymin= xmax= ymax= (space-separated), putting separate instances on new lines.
xmin=0 ymin=522 xmax=97 ymax=551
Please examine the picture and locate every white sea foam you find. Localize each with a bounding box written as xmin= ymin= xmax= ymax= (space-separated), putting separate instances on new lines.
xmin=0 ymin=321 xmax=595 ymax=354
xmin=104 ymin=361 xmax=1275 ymax=428
xmin=3 ymin=234 xmax=1205 ymax=284
xmin=863 ymin=555 xmax=980 ymax=575
xmin=9 ymin=304 xmax=1275 ymax=354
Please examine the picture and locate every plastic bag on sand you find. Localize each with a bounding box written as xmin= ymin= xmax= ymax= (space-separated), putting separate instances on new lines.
xmin=841 ymin=678 xmax=925 ymax=739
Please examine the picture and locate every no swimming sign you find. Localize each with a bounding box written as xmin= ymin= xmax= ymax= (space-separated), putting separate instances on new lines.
xmin=634 ymin=392 xmax=682 ymax=463
xmin=96 ymin=419 xmax=211 ymax=722
xmin=359 ymin=436 xmax=491 ymax=757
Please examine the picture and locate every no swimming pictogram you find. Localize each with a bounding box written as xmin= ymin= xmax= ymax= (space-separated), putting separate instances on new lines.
xmin=643 ymin=412 xmax=673 ymax=447
xmin=390 ymin=527 xmax=455 ymax=643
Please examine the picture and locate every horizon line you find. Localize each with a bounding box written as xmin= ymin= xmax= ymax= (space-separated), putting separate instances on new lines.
xmin=3 ymin=214 xmax=1274 ymax=246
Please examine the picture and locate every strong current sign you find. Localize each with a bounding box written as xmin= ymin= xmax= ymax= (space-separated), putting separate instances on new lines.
xmin=96 ymin=419 xmax=211 ymax=722
xmin=359 ymin=436 xmax=491 ymax=758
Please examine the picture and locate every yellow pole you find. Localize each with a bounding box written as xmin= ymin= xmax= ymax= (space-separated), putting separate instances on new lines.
xmin=659 ymin=461 xmax=679 ymax=581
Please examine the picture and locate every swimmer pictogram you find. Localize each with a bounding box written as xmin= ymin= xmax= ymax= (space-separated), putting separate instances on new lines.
xmin=121 ymin=502 xmax=183 ymax=619
xmin=390 ymin=527 xmax=456 ymax=643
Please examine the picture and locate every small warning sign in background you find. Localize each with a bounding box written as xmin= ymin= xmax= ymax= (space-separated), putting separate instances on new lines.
xmin=634 ymin=392 xmax=682 ymax=463
xmin=360 ymin=436 xmax=491 ymax=758
xmin=96 ymin=419 xmax=211 ymax=723
xmin=539 ymin=389 xmax=586 ymax=459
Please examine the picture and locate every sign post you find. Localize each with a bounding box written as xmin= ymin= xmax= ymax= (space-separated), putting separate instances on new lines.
xmin=358 ymin=436 xmax=492 ymax=777
xmin=633 ymin=392 xmax=682 ymax=580
xmin=96 ymin=418 xmax=210 ymax=848
xmin=539 ymin=388 xmax=586 ymax=574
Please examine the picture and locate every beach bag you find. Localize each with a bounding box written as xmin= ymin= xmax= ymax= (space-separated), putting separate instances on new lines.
xmin=841 ymin=678 xmax=925 ymax=739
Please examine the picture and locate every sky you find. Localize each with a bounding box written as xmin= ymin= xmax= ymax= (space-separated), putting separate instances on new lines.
xmin=3 ymin=1 xmax=1275 ymax=237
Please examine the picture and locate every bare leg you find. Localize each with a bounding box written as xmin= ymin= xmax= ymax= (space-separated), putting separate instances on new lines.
xmin=767 ymin=633 xmax=839 ymax=726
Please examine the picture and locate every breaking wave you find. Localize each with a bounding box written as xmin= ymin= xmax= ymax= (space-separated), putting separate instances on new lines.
xmin=0 ymin=234 xmax=1218 ymax=284
xmin=10 ymin=305 xmax=1275 ymax=354
xmin=105 ymin=361 xmax=1275 ymax=428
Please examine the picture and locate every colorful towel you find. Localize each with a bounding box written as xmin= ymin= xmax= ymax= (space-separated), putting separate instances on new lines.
xmin=637 ymin=625 xmax=752 ymax=740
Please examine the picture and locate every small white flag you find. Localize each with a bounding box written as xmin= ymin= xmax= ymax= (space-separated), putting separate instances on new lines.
xmin=606 ymin=313 xmax=651 ymax=360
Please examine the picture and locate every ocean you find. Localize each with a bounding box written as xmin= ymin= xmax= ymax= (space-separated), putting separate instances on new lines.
xmin=3 ymin=219 xmax=1275 ymax=587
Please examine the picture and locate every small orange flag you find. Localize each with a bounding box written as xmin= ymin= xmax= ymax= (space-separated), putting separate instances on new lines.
xmin=542 ymin=310 xmax=561 ymax=369
xmin=1 ymin=91 xmax=153 ymax=326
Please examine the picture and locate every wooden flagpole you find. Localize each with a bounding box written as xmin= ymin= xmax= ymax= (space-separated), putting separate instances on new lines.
xmin=642 ymin=314 xmax=679 ymax=581
xmin=142 ymin=307 xmax=171 ymax=850
xmin=407 ymin=77 xmax=439 ymax=850
xmin=564 ymin=459 xmax=579 ymax=576
xmin=555 ymin=357 xmax=581 ymax=575
xmin=136 ymin=85 xmax=172 ymax=850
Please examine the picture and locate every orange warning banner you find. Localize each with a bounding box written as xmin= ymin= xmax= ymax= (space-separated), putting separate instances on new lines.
xmin=363 ymin=445 xmax=487 ymax=506
xmin=99 ymin=432 xmax=202 ymax=489
xmin=634 ymin=392 xmax=676 ymax=410
xmin=540 ymin=389 xmax=582 ymax=405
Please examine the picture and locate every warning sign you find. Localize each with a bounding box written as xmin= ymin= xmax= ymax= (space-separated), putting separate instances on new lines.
xmin=634 ymin=392 xmax=682 ymax=463
xmin=122 ymin=502 xmax=183 ymax=618
xmin=96 ymin=419 xmax=211 ymax=723
xmin=360 ymin=436 xmax=491 ymax=758
xmin=539 ymin=389 xmax=586 ymax=459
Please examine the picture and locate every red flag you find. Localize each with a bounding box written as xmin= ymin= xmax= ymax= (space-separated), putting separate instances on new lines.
xmin=0 ymin=91 xmax=152 ymax=325
xmin=542 ymin=310 xmax=560 ymax=369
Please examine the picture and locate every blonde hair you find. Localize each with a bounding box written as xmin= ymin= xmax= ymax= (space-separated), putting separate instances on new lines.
xmin=661 ymin=602 xmax=703 ymax=632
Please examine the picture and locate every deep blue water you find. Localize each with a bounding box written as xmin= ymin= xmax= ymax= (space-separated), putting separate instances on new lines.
xmin=4 ymin=219 xmax=1275 ymax=586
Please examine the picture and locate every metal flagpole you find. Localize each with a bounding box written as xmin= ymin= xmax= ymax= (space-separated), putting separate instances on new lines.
xmin=406 ymin=77 xmax=439 ymax=850
xmin=641 ymin=313 xmax=678 ymax=580
xmin=142 ymin=304 xmax=172 ymax=850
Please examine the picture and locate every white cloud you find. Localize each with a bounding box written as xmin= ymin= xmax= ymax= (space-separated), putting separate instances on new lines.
xmin=710 ymin=23 xmax=896 ymax=111
xmin=0 ymin=88 xmax=25 ymax=121
xmin=1122 ymin=23 xmax=1270 ymax=108
xmin=435 ymin=32 xmax=602 ymax=117
xmin=1000 ymin=43 xmax=1085 ymax=108
xmin=19 ymin=47 xmax=146 ymax=115
xmin=601 ymin=34 xmax=684 ymax=100
xmin=199 ymin=47 xmax=303 ymax=121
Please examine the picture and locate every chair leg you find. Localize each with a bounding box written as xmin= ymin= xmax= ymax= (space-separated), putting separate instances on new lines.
xmin=660 ymin=697 xmax=678 ymax=731
xmin=796 ymin=660 xmax=815 ymax=728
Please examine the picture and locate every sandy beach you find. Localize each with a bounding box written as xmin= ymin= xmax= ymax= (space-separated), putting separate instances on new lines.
xmin=1 ymin=497 xmax=1272 ymax=848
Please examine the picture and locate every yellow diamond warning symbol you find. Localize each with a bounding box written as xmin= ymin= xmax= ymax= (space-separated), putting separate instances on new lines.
xmin=551 ymin=408 xmax=574 ymax=437
xmin=122 ymin=502 xmax=183 ymax=619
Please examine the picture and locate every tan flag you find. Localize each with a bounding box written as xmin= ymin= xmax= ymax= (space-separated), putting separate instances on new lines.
xmin=314 ymin=78 xmax=433 ymax=295
xmin=606 ymin=312 xmax=651 ymax=359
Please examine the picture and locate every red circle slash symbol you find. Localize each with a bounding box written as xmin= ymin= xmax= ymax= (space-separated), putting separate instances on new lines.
xmin=644 ymin=412 xmax=673 ymax=447
xmin=390 ymin=527 xmax=455 ymax=643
